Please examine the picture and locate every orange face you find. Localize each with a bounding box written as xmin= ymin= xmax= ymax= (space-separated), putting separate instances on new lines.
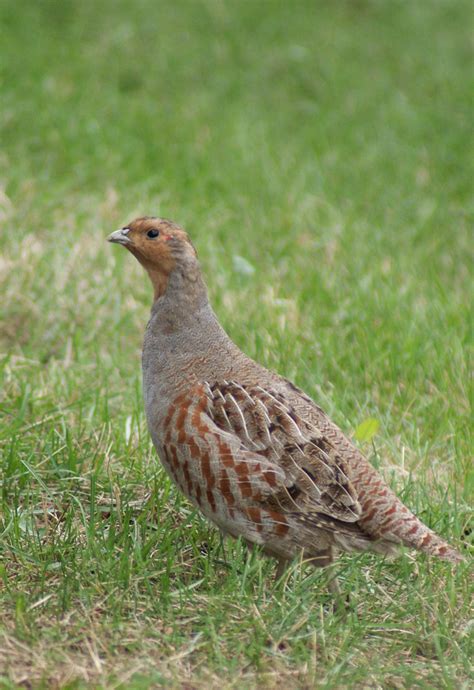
xmin=108 ymin=217 xmax=197 ymax=299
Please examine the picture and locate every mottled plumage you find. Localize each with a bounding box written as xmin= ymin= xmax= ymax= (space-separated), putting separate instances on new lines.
xmin=108 ymin=217 xmax=464 ymax=581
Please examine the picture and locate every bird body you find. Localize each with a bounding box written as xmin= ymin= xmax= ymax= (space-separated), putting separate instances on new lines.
xmin=108 ymin=217 xmax=463 ymax=574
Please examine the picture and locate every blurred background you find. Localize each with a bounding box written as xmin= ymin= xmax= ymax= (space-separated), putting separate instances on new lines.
xmin=1 ymin=0 xmax=470 ymax=426
xmin=0 ymin=1 xmax=471 ymax=686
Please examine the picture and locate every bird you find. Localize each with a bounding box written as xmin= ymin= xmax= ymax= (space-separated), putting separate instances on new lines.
xmin=108 ymin=216 xmax=464 ymax=589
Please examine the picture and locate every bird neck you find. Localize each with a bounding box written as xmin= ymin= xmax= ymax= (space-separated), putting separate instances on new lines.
xmin=142 ymin=265 xmax=254 ymax=409
xmin=142 ymin=264 xmax=239 ymax=405
xmin=148 ymin=264 xmax=214 ymax=335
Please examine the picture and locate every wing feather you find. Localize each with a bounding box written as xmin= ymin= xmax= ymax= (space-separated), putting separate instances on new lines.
xmin=204 ymin=380 xmax=362 ymax=522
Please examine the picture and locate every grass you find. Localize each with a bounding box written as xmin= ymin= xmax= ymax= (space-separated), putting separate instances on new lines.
xmin=0 ymin=0 xmax=472 ymax=687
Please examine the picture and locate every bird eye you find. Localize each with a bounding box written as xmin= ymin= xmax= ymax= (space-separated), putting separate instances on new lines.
xmin=147 ymin=229 xmax=160 ymax=239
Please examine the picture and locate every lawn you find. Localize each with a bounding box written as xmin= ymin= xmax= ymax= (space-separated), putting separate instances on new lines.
xmin=0 ymin=0 xmax=472 ymax=688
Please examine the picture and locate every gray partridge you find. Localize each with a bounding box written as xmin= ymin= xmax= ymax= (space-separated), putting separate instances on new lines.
xmin=108 ymin=217 xmax=464 ymax=582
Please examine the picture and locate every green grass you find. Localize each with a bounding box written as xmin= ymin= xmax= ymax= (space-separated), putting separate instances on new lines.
xmin=0 ymin=0 xmax=472 ymax=687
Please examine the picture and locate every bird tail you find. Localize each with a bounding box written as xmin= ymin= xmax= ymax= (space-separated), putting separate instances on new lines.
xmin=306 ymin=411 xmax=466 ymax=563
xmin=392 ymin=510 xmax=465 ymax=563
xmin=356 ymin=473 xmax=465 ymax=564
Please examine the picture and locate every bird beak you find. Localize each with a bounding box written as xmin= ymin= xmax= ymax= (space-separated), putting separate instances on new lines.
xmin=107 ymin=228 xmax=131 ymax=245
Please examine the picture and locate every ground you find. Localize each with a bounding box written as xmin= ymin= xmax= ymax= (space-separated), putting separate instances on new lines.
xmin=0 ymin=1 xmax=472 ymax=688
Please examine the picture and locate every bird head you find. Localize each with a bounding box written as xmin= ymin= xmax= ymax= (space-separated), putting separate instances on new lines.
xmin=108 ymin=217 xmax=199 ymax=301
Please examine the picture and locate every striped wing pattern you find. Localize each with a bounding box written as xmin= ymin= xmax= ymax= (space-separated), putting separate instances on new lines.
xmin=205 ymin=380 xmax=361 ymax=522
xmin=160 ymin=380 xmax=379 ymax=555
